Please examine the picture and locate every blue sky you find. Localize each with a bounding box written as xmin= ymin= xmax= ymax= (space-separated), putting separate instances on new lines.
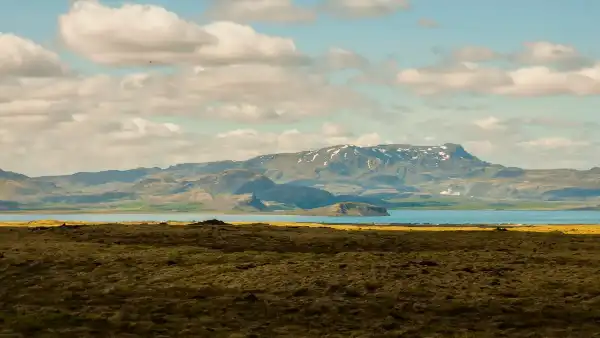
xmin=1 ymin=0 xmax=600 ymax=174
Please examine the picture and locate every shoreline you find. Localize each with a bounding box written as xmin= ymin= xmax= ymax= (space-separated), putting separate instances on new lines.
xmin=2 ymin=219 xmax=600 ymax=234
xmin=1 ymin=205 xmax=596 ymax=215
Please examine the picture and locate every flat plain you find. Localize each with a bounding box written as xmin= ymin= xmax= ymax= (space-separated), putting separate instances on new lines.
xmin=2 ymin=221 xmax=600 ymax=337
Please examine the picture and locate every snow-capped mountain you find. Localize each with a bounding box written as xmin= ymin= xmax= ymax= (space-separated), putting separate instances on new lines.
xmin=238 ymin=143 xmax=491 ymax=184
xmin=4 ymin=142 xmax=600 ymax=210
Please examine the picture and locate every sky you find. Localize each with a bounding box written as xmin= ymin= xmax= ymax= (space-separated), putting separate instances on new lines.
xmin=2 ymin=0 xmax=600 ymax=176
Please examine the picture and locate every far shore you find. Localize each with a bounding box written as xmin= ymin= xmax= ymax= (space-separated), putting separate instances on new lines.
xmin=2 ymin=219 xmax=600 ymax=235
xmin=1 ymin=203 xmax=597 ymax=215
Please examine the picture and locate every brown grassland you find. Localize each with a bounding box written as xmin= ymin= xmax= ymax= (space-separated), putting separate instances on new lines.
xmin=2 ymin=220 xmax=600 ymax=337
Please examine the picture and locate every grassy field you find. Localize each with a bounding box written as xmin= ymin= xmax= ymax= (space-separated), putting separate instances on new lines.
xmin=2 ymin=221 xmax=600 ymax=337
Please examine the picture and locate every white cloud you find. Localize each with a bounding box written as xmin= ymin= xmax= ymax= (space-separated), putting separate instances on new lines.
xmin=450 ymin=42 xmax=589 ymax=67
xmin=205 ymin=0 xmax=316 ymax=23
xmin=0 ymin=34 xmax=67 ymax=77
xmin=59 ymin=0 xmax=307 ymax=66
xmin=321 ymin=122 xmax=348 ymax=137
xmin=397 ymin=62 xmax=512 ymax=95
xmin=496 ymin=65 xmax=600 ymax=96
xmin=353 ymin=132 xmax=382 ymax=146
xmin=214 ymin=124 xmax=382 ymax=159
xmin=463 ymin=140 xmax=494 ymax=156
xmin=0 ymin=116 xmax=383 ymax=175
xmin=0 ymin=111 xmax=195 ymax=175
xmin=397 ymin=62 xmax=600 ymax=96
xmin=0 ymin=56 xmax=371 ymax=127
xmin=6 ymin=1 xmax=600 ymax=175
xmin=472 ymin=116 xmax=506 ymax=131
xmin=140 ymin=64 xmax=371 ymax=121
xmin=516 ymin=41 xmax=591 ymax=69
xmin=59 ymin=0 xmax=213 ymax=65
xmin=518 ymin=137 xmax=590 ymax=149
xmin=0 ymin=27 xmax=377 ymax=174
xmin=321 ymin=47 xmax=369 ymax=71
xmin=350 ymin=57 xmax=399 ymax=85
xmin=403 ymin=114 xmax=600 ymax=169
xmin=393 ymin=41 xmax=600 ymax=96
xmin=0 ymin=70 xmax=370 ymax=136
xmin=324 ymin=0 xmax=410 ymax=18
xmin=205 ymin=103 xmax=288 ymax=122
xmin=111 ymin=117 xmax=183 ymax=141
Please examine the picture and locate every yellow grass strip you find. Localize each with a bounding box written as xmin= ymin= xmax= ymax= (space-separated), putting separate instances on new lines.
xmin=231 ymin=222 xmax=600 ymax=235
xmin=2 ymin=219 xmax=600 ymax=235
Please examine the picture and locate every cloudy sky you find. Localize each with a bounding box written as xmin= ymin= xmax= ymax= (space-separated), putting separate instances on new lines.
xmin=2 ymin=0 xmax=599 ymax=175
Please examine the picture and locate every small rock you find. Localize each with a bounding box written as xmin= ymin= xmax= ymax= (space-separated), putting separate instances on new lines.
xmin=243 ymin=293 xmax=259 ymax=302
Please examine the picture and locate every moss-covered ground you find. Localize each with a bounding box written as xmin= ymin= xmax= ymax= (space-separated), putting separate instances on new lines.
xmin=2 ymin=222 xmax=600 ymax=337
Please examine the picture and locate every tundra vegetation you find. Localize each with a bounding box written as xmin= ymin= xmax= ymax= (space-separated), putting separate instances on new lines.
xmin=1 ymin=221 xmax=600 ymax=337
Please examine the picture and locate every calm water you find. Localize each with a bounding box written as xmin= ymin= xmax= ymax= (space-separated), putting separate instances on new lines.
xmin=1 ymin=210 xmax=600 ymax=225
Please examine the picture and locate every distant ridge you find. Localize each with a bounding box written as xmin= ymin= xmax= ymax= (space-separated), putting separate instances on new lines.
xmin=2 ymin=142 xmax=600 ymax=211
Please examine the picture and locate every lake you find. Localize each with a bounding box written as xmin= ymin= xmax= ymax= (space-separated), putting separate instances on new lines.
xmin=1 ymin=210 xmax=600 ymax=225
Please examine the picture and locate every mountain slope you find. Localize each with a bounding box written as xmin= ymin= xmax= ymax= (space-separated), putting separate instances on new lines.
xmin=2 ymin=142 xmax=600 ymax=211
xmin=0 ymin=169 xmax=60 ymax=202
xmin=161 ymin=143 xmax=497 ymax=191
xmin=236 ymin=143 xmax=490 ymax=183
xmin=0 ymin=169 xmax=29 ymax=181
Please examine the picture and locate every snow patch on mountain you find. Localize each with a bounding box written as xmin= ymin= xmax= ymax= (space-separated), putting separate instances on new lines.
xmin=250 ymin=143 xmax=477 ymax=171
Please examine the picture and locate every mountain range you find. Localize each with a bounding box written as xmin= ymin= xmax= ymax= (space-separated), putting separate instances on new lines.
xmin=2 ymin=143 xmax=600 ymax=213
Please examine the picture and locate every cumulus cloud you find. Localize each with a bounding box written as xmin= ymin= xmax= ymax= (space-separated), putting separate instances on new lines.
xmin=5 ymin=1 xmax=600 ymax=174
xmin=350 ymin=57 xmax=399 ymax=85
xmin=397 ymin=62 xmax=512 ymax=95
xmin=323 ymin=0 xmax=410 ymax=18
xmin=6 ymin=0 xmax=372 ymax=127
xmin=0 ymin=34 xmax=67 ymax=77
xmin=0 ymin=62 xmax=372 ymax=127
xmin=59 ymin=0 xmax=307 ymax=66
xmin=472 ymin=116 xmax=506 ymax=131
xmin=0 ymin=114 xmax=195 ymax=175
xmin=397 ymin=61 xmax=600 ymax=96
xmin=321 ymin=47 xmax=369 ymax=71
xmin=147 ymin=64 xmax=372 ymax=121
xmin=407 ymin=115 xmax=599 ymax=169
xmin=514 ymin=136 xmax=596 ymax=169
xmin=0 ymin=28 xmax=377 ymax=174
xmin=214 ymin=124 xmax=382 ymax=158
xmin=449 ymin=42 xmax=590 ymax=67
xmin=392 ymin=41 xmax=600 ymax=96
xmin=205 ymin=0 xmax=316 ymax=23
xmin=321 ymin=122 xmax=349 ymax=137
xmin=515 ymin=41 xmax=592 ymax=69
xmin=0 ymin=116 xmax=382 ymax=175
xmin=518 ymin=137 xmax=590 ymax=149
